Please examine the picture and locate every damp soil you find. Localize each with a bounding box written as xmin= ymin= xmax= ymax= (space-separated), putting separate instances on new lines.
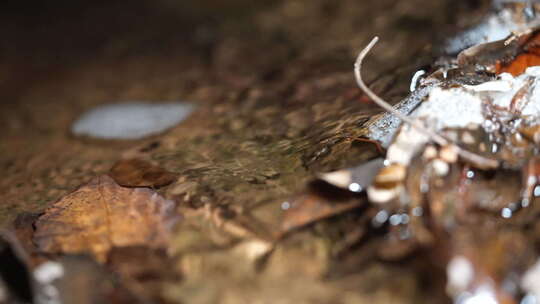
xmin=0 ymin=1 xmax=493 ymax=303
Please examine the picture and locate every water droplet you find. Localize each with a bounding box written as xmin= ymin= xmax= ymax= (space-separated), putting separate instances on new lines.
xmin=534 ymin=185 xmax=540 ymax=197
xmin=501 ymin=207 xmax=512 ymax=219
xmin=372 ymin=210 xmax=389 ymax=227
xmin=523 ymin=198 xmax=531 ymax=208
xmin=466 ymin=170 xmax=475 ymax=179
xmin=348 ymin=183 xmax=362 ymax=192
xmin=389 ymin=214 xmax=401 ymax=226
xmin=281 ymin=201 xmax=291 ymax=210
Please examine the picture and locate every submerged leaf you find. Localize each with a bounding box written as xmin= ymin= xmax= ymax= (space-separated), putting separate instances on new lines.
xmin=33 ymin=175 xmax=178 ymax=262
xmin=280 ymin=180 xmax=365 ymax=234
xmin=109 ymin=158 xmax=177 ymax=188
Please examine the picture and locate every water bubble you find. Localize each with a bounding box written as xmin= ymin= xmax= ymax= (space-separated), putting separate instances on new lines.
xmin=534 ymin=185 xmax=540 ymax=197
xmin=501 ymin=207 xmax=512 ymax=219
xmin=466 ymin=170 xmax=475 ymax=179
xmin=281 ymin=201 xmax=291 ymax=210
xmin=372 ymin=210 xmax=389 ymax=227
xmin=348 ymin=183 xmax=362 ymax=192
xmin=389 ymin=214 xmax=401 ymax=226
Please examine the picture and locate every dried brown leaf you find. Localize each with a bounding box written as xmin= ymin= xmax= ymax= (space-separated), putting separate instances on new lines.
xmin=279 ymin=181 xmax=365 ymax=235
xmin=33 ymin=175 xmax=177 ymax=262
xmin=109 ymin=158 xmax=176 ymax=188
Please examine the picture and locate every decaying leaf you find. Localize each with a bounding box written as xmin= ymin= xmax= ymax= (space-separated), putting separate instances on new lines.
xmin=348 ymin=13 xmax=540 ymax=304
xmin=279 ymin=180 xmax=365 ymax=235
xmin=33 ymin=175 xmax=178 ymax=262
xmin=109 ymin=158 xmax=177 ymax=188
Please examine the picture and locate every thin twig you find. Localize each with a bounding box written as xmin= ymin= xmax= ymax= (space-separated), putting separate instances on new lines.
xmin=354 ymin=37 xmax=499 ymax=169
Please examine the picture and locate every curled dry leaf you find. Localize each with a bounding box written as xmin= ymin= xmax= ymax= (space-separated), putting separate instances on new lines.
xmin=279 ymin=180 xmax=365 ymax=235
xmin=33 ymin=175 xmax=178 ymax=262
xmin=109 ymin=158 xmax=177 ymax=188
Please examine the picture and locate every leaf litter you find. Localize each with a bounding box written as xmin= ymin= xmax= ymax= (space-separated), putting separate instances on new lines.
xmin=108 ymin=158 xmax=177 ymax=188
xmin=33 ymin=175 xmax=178 ymax=262
xmin=6 ymin=1 xmax=540 ymax=303
xmin=291 ymin=2 xmax=540 ymax=303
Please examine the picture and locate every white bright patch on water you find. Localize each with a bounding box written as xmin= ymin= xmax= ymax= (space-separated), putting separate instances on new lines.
xmin=72 ymin=102 xmax=195 ymax=139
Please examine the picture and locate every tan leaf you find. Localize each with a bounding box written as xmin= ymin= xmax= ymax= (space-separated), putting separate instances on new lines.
xmin=109 ymin=158 xmax=177 ymax=188
xmin=33 ymin=175 xmax=177 ymax=262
